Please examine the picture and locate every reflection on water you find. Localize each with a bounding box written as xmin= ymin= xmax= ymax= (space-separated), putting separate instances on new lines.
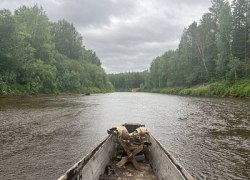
xmin=0 ymin=93 xmax=249 ymax=179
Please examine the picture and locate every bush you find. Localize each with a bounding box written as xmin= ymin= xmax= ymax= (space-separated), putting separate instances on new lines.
xmin=228 ymin=79 xmax=250 ymax=97
xmin=0 ymin=78 xmax=7 ymax=94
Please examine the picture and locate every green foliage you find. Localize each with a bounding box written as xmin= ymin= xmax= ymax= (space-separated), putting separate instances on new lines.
xmin=180 ymin=79 xmax=250 ymax=97
xmin=228 ymin=79 xmax=250 ymax=97
xmin=14 ymin=5 xmax=54 ymax=62
xmin=232 ymin=0 xmax=250 ymax=60
xmin=0 ymin=77 xmax=7 ymax=94
xmin=227 ymin=57 xmax=244 ymax=82
xmin=149 ymin=79 xmax=250 ymax=97
xmin=29 ymin=60 xmax=57 ymax=93
xmin=158 ymin=87 xmax=184 ymax=94
xmin=81 ymin=49 xmax=101 ymax=66
xmin=0 ymin=9 xmax=16 ymax=50
xmin=216 ymin=1 xmax=232 ymax=78
xmin=108 ymin=71 xmax=148 ymax=91
xmin=180 ymin=85 xmax=212 ymax=96
xmin=137 ymin=0 xmax=250 ymax=98
xmin=52 ymin=19 xmax=82 ymax=60
xmin=0 ymin=5 xmax=111 ymax=95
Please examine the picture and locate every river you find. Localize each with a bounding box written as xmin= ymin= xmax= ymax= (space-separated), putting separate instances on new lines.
xmin=0 ymin=92 xmax=249 ymax=180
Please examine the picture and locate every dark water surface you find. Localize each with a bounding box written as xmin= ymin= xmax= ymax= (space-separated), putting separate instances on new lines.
xmin=0 ymin=93 xmax=249 ymax=180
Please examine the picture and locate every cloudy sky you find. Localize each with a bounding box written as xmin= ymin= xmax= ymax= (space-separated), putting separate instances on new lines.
xmin=0 ymin=0 xmax=214 ymax=73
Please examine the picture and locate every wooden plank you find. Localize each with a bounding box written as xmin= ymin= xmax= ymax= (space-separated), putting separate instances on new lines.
xmin=118 ymin=140 xmax=142 ymax=171
xmin=145 ymin=134 xmax=193 ymax=180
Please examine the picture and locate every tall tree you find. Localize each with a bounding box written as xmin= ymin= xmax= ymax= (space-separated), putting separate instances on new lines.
xmin=216 ymin=1 xmax=233 ymax=79
xmin=81 ymin=49 xmax=101 ymax=66
xmin=197 ymin=13 xmax=218 ymax=79
xmin=183 ymin=22 xmax=206 ymax=85
xmin=149 ymin=57 xmax=161 ymax=88
xmin=209 ymin=0 xmax=224 ymax=22
xmin=52 ymin=19 xmax=83 ymax=60
xmin=14 ymin=5 xmax=54 ymax=63
xmin=232 ymin=0 xmax=249 ymax=61
xmin=0 ymin=9 xmax=16 ymax=70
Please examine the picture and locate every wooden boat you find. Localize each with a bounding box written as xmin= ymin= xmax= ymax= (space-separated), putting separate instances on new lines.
xmin=58 ymin=124 xmax=193 ymax=180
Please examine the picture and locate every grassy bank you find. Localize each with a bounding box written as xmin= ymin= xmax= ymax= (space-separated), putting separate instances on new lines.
xmin=148 ymin=78 xmax=250 ymax=98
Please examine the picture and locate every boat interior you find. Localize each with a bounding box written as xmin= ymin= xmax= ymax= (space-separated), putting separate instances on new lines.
xmin=99 ymin=123 xmax=157 ymax=180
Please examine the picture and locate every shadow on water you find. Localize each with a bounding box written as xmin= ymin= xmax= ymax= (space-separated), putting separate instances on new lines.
xmin=0 ymin=93 xmax=249 ymax=179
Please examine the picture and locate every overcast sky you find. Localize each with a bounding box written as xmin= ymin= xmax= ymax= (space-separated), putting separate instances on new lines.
xmin=0 ymin=0 xmax=214 ymax=73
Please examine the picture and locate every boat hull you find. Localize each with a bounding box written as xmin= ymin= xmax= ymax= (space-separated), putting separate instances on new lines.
xmin=58 ymin=133 xmax=193 ymax=180
xmin=58 ymin=135 xmax=116 ymax=180
xmin=145 ymin=134 xmax=193 ymax=180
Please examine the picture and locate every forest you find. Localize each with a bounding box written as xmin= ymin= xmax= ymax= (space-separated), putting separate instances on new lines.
xmin=110 ymin=0 xmax=250 ymax=97
xmin=0 ymin=5 xmax=112 ymax=95
xmin=1 ymin=1 xmax=250 ymax=97
xmin=108 ymin=72 xmax=147 ymax=91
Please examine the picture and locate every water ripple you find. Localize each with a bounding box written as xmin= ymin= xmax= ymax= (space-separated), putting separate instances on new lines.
xmin=0 ymin=93 xmax=249 ymax=180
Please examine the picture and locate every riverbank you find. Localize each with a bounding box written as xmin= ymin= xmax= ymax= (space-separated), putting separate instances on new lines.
xmin=144 ymin=79 xmax=250 ymax=98
xmin=0 ymin=87 xmax=113 ymax=97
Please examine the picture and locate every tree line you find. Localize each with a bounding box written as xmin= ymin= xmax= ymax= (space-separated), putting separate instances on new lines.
xmin=108 ymin=72 xmax=148 ymax=91
xmin=110 ymin=0 xmax=250 ymax=91
xmin=0 ymin=5 xmax=112 ymax=94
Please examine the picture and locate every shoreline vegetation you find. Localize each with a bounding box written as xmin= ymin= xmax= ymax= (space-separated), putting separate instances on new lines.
xmin=143 ymin=78 xmax=250 ymax=98
xmin=108 ymin=78 xmax=250 ymax=98
xmin=0 ymin=5 xmax=112 ymax=96
xmin=109 ymin=1 xmax=250 ymax=99
xmin=1 ymin=78 xmax=249 ymax=98
xmin=0 ymin=88 xmax=113 ymax=98
xmin=1 ymin=1 xmax=250 ymax=98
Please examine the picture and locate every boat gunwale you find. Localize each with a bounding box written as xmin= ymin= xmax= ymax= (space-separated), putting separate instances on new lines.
xmin=58 ymin=131 xmax=193 ymax=180
xmin=148 ymin=133 xmax=193 ymax=180
xmin=58 ymin=134 xmax=112 ymax=180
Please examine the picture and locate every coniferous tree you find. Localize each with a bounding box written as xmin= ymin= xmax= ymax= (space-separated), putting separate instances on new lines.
xmin=216 ymin=1 xmax=233 ymax=79
xmin=232 ymin=0 xmax=249 ymax=61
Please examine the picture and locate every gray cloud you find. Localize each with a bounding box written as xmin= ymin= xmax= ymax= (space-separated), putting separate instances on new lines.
xmin=0 ymin=0 xmax=213 ymax=72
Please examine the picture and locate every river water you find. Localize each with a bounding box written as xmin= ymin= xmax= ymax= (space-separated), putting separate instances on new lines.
xmin=0 ymin=92 xmax=249 ymax=180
